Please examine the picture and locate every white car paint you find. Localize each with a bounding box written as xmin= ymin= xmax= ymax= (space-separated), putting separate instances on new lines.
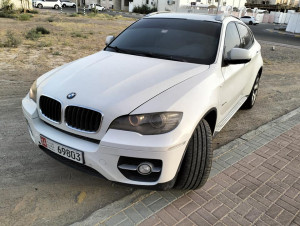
xmin=34 ymin=0 xmax=61 ymax=9
xmin=241 ymin=16 xmax=259 ymax=25
xmin=22 ymin=13 xmax=263 ymax=187
xmin=88 ymin=3 xmax=105 ymax=11
xmin=61 ymin=0 xmax=76 ymax=7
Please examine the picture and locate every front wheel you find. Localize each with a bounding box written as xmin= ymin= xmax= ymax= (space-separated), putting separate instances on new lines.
xmin=249 ymin=21 xmax=253 ymax=25
xmin=175 ymin=119 xmax=213 ymax=190
xmin=242 ymin=74 xmax=261 ymax=109
xmin=54 ymin=4 xmax=59 ymax=9
xmin=38 ymin=4 xmax=43 ymax=8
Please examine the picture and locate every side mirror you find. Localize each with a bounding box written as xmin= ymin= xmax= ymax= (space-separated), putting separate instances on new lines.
xmin=224 ymin=48 xmax=251 ymax=65
xmin=105 ymin=35 xmax=114 ymax=46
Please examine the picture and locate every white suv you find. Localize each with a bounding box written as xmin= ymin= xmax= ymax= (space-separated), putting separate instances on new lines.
xmin=34 ymin=0 xmax=62 ymax=9
xmin=22 ymin=13 xmax=263 ymax=190
xmin=88 ymin=3 xmax=105 ymax=11
xmin=61 ymin=0 xmax=76 ymax=7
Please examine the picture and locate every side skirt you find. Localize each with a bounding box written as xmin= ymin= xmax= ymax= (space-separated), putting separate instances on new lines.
xmin=215 ymin=96 xmax=247 ymax=133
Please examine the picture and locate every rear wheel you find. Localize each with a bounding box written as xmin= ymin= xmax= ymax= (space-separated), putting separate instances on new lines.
xmin=249 ymin=21 xmax=253 ymax=25
xmin=54 ymin=4 xmax=59 ymax=9
xmin=242 ymin=74 xmax=261 ymax=109
xmin=38 ymin=3 xmax=43 ymax=8
xmin=175 ymin=119 xmax=213 ymax=190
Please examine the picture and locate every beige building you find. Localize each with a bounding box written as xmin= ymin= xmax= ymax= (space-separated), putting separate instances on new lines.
xmin=0 ymin=0 xmax=33 ymax=10
xmin=250 ymin=0 xmax=299 ymax=6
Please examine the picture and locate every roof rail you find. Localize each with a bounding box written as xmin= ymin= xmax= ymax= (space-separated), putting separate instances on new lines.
xmin=145 ymin=11 xmax=171 ymax=17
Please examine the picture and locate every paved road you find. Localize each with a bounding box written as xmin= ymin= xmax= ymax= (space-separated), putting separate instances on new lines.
xmin=249 ymin=23 xmax=300 ymax=46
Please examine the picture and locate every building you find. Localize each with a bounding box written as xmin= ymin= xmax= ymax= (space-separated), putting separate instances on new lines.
xmin=128 ymin=0 xmax=246 ymax=12
xmin=0 ymin=0 xmax=33 ymax=10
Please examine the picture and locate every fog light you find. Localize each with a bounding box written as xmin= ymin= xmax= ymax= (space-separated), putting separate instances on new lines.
xmin=137 ymin=162 xmax=153 ymax=175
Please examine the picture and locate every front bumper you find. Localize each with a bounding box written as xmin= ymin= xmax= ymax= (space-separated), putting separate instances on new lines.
xmin=22 ymin=94 xmax=188 ymax=186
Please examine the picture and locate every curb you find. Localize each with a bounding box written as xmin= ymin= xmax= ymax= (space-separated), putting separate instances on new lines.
xmin=257 ymin=40 xmax=300 ymax=49
xmin=266 ymin=29 xmax=300 ymax=38
xmin=73 ymin=106 xmax=300 ymax=226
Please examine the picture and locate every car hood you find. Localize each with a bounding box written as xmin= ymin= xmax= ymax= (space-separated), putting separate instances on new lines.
xmin=38 ymin=50 xmax=209 ymax=123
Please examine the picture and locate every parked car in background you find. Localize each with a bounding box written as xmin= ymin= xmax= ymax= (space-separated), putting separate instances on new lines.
xmin=61 ymin=0 xmax=76 ymax=8
xmin=88 ymin=3 xmax=105 ymax=11
xmin=22 ymin=13 xmax=263 ymax=190
xmin=241 ymin=16 xmax=259 ymax=25
xmin=34 ymin=0 xmax=62 ymax=9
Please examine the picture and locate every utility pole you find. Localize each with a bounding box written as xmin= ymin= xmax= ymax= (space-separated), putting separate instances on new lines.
xmin=76 ymin=0 xmax=78 ymax=13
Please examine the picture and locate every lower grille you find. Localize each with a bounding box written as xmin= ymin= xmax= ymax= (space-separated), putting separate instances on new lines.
xmin=65 ymin=106 xmax=102 ymax=132
xmin=39 ymin=96 xmax=61 ymax=123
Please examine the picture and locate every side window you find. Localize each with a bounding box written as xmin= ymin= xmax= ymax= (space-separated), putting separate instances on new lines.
xmin=236 ymin=23 xmax=254 ymax=49
xmin=224 ymin=22 xmax=241 ymax=59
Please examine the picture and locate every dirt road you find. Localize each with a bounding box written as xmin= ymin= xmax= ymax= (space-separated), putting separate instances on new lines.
xmin=0 ymin=12 xmax=299 ymax=225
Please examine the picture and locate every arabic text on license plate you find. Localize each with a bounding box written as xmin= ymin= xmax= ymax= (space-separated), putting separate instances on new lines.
xmin=40 ymin=135 xmax=84 ymax=164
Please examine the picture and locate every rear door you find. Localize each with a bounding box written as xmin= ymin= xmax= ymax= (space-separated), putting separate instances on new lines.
xmin=236 ymin=23 xmax=258 ymax=94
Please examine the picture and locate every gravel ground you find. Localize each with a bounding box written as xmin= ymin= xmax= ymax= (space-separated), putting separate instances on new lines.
xmin=0 ymin=12 xmax=299 ymax=225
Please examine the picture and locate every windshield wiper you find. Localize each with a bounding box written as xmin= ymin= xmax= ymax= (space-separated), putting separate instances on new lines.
xmin=106 ymin=45 xmax=129 ymax=54
xmin=106 ymin=47 xmax=187 ymax=63
xmin=131 ymin=51 xmax=187 ymax=63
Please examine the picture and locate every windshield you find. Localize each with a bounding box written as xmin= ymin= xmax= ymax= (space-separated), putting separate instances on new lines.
xmin=105 ymin=18 xmax=221 ymax=65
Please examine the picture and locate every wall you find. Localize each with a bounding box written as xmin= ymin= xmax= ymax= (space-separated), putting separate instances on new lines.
xmin=0 ymin=0 xmax=33 ymax=10
xmin=286 ymin=13 xmax=300 ymax=33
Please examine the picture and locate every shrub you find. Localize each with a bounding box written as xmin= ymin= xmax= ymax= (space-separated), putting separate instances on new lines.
xmin=71 ymin=32 xmax=87 ymax=38
xmin=132 ymin=4 xmax=157 ymax=14
xmin=38 ymin=41 xmax=52 ymax=47
xmin=47 ymin=17 xmax=54 ymax=22
xmin=25 ymin=27 xmax=50 ymax=40
xmin=36 ymin=26 xmax=50 ymax=34
xmin=0 ymin=11 xmax=17 ymax=18
xmin=19 ymin=13 xmax=32 ymax=21
xmin=27 ymin=9 xmax=39 ymax=14
xmin=69 ymin=13 xmax=79 ymax=17
xmin=53 ymin=51 xmax=62 ymax=55
xmin=26 ymin=28 xmax=41 ymax=40
xmin=2 ymin=31 xmax=21 ymax=47
xmin=1 ymin=0 xmax=14 ymax=12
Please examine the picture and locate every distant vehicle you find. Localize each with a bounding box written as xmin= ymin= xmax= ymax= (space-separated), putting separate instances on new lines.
xmin=88 ymin=3 xmax=105 ymax=11
xmin=61 ymin=0 xmax=76 ymax=8
xmin=34 ymin=0 xmax=62 ymax=9
xmin=241 ymin=16 xmax=259 ymax=25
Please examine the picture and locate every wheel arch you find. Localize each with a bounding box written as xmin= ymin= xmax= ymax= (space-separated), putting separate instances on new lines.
xmin=258 ymin=66 xmax=263 ymax=78
xmin=203 ymin=108 xmax=217 ymax=135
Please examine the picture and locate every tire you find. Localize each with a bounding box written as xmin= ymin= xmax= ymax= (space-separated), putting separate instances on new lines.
xmin=249 ymin=21 xmax=253 ymax=25
xmin=62 ymin=4 xmax=66 ymax=7
xmin=54 ymin=4 xmax=59 ymax=9
xmin=241 ymin=73 xmax=261 ymax=109
xmin=72 ymin=4 xmax=76 ymax=7
xmin=175 ymin=119 xmax=213 ymax=190
xmin=38 ymin=3 xmax=43 ymax=8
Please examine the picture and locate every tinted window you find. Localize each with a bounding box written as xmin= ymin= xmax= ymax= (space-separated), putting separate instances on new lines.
xmin=236 ymin=23 xmax=254 ymax=49
xmin=105 ymin=18 xmax=222 ymax=65
xmin=224 ymin=22 xmax=241 ymax=59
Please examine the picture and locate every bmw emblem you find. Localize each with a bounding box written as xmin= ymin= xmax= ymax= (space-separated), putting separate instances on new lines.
xmin=67 ymin=92 xmax=76 ymax=99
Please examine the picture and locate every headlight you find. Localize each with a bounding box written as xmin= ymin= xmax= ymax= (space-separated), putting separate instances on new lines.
xmin=29 ymin=80 xmax=37 ymax=102
xmin=109 ymin=112 xmax=183 ymax=135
